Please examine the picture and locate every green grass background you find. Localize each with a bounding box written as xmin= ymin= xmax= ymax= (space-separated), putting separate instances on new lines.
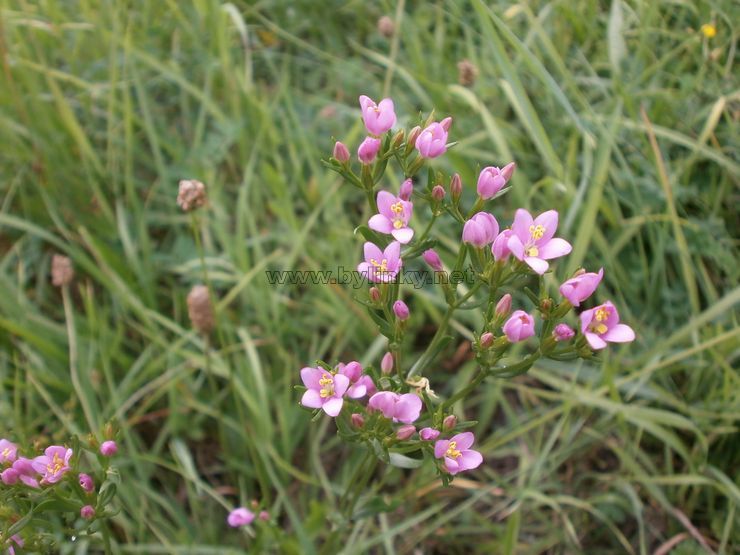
xmin=1 ymin=0 xmax=738 ymax=553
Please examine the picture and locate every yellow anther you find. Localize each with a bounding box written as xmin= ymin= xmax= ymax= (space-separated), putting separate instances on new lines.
xmin=594 ymin=323 xmax=608 ymax=334
xmin=525 ymin=246 xmax=539 ymax=257
xmin=393 ymin=220 xmax=403 ymax=229
xmin=1 ymin=448 xmax=10 ymax=458
xmin=529 ymin=224 xmax=545 ymax=240
xmin=445 ymin=441 xmax=462 ymax=459
xmin=595 ymin=308 xmax=610 ymax=322
xmin=701 ymin=23 xmax=716 ymax=38
xmin=390 ymin=202 xmax=404 ymax=214
xmin=48 ymin=453 xmax=64 ymax=474
xmin=370 ymin=258 xmax=389 ymax=272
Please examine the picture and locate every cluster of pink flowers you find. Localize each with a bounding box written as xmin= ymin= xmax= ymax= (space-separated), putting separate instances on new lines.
xmin=312 ymin=94 xmax=635 ymax=480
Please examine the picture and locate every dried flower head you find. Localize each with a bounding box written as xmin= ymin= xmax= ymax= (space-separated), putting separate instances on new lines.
xmin=457 ymin=59 xmax=479 ymax=86
xmin=51 ymin=254 xmax=74 ymax=287
xmin=187 ymin=285 xmax=215 ymax=335
xmin=177 ymin=179 xmax=207 ymax=212
xmin=377 ymin=16 xmax=395 ymax=38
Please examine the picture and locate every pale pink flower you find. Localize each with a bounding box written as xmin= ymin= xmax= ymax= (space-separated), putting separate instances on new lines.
xmin=300 ymin=367 xmax=350 ymax=417
xmin=32 ymin=446 xmax=72 ymax=484
xmin=357 ymin=241 xmax=402 ymax=283
xmin=227 ymin=507 xmax=255 ymax=527
xmin=462 ymin=212 xmax=499 ymax=248
xmin=0 ymin=439 xmax=18 ymax=464
xmin=368 ymin=392 xmax=422 ymax=424
xmin=358 ymin=136 xmax=381 ymax=164
xmin=434 ymin=432 xmax=483 ymax=475
xmin=359 ymin=95 xmax=396 ymax=136
xmin=415 ymin=121 xmax=449 ymax=158
xmin=100 ymin=441 xmax=118 ymax=457
xmin=507 ymin=209 xmax=572 ymax=274
xmin=559 ymin=268 xmax=603 ymax=306
xmin=580 ymin=301 xmax=635 ymax=350
xmin=502 ymin=310 xmax=535 ymax=342
xmin=368 ymin=191 xmax=414 ymax=243
xmin=419 ymin=427 xmax=440 ymax=441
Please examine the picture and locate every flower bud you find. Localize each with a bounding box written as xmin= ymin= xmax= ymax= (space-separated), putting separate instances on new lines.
xmin=396 ymin=425 xmax=416 ymax=440
xmin=351 ymin=413 xmax=365 ymax=428
xmin=399 ymin=178 xmax=413 ymax=201
xmin=358 ymin=136 xmax=381 ymax=164
xmin=79 ymin=473 xmax=94 ymax=493
xmin=502 ymin=311 xmax=536 ymax=342
xmin=450 ymin=173 xmax=462 ymax=202
xmin=419 ymin=427 xmax=440 ymax=441
xmin=457 ymin=59 xmax=479 ymax=86
xmin=177 ymin=179 xmax=207 ymax=211
xmin=442 ymin=414 xmax=457 ymax=430
xmin=553 ymin=323 xmax=575 ymax=342
xmin=540 ymin=298 xmax=553 ymax=313
xmin=440 ymin=117 xmax=453 ymax=132
xmin=332 ymin=141 xmax=350 ymax=163
xmin=391 ymin=129 xmax=405 ymax=149
xmin=100 ymin=440 xmax=118 ymax=457
xmin=393 ymin=300 xmax=410 ymax=321
xmin=501 ymin=161 xmax=516 ymax=181
xmin=381 ymin=351 xmax=394 ymax=375
xmin=422 ymin=249 xmax=443 ymax=272
xmin=431 ymin=185 xmax=445 ymax=201
xmin=479 ymin=332 xmax=494 ymax=349
xmin=258 ymin=511 xmax=270 ymax=521
xmin=187 ymin=285 xmax=215 ymax=335
xmin=81 ymin=505 xmax=95 ymax=519
xmin=51 ymin=254 xmax=74 ymax=287
xmin=405 ymin=126 xmax=422 ymax=153
xmin=377 ymin=15 xmax=394 ymax=38
xmin=495 ymin=294 xmax=512 ymax=318
xmin=369 ymin=287 xmax=381 ymax=302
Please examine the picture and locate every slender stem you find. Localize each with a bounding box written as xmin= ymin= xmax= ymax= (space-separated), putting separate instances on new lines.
xmin=407 ymin=305 xmax=453 ymax=378
xmin=415 ymin=214 xmax=437 ymax=245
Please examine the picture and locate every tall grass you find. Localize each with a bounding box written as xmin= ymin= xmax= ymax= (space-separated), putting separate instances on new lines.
xmin=0 ymin=0 xmax=737 ymax=552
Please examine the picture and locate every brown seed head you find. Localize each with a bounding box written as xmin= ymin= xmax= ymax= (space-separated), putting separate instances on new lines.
xmin=457 ymin=59 xmax=479 ymax=87
xmin=187 ymin=285 xmax=215 ymax=335
xmin=51 ymin=254 xmax=74 ymax=287
xmin=377 ymin=16 xmax=395 ymax=38
xmin=177 ymin=179 xmax=207 ymax=212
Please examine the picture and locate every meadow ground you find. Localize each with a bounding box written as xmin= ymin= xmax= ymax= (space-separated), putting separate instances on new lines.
xmin=0 ymin=0 xmax=738 ymax=553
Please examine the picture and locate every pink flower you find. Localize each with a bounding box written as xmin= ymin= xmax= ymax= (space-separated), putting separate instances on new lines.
xmin=0 ymin=439 xmax=18 ymax=464
xmin=380 ymin=351 xmax=394 ymax=374
xmin=359 ymin=95 xmax=396 ymax=136
xmin=507 ymin=209 xmax=572 ymax=274
xmin=358 ymin=136 xmax=381 ymax=164
xmin=393 ymin=300 xmax=409 ymax=320
xmin=79 ymin=473 xmax=94 ymax=493
xmin=332 ymin=141 xmax=350 ymax=163
xmin=7 ymin=535 xmax=23 ymax=555
xmin=477 ymin=163 xmax=515 ymax=199
xmin=415 ymin=121 xmax=449 ymax=158
xmin=227 ymin=507 xmax=255 ymax=527
xmin=368 ymin=392 xmax=422 ymax=424
xmin=100 ymin=441 xmax=118 ymax=457
xmin=357 ymin=241 xmax=402 ymax=283
xmin=419 ymin=427 xmax=440 ymax=441
xmin=580 ymin=301 xmax=635 ymax=350
xmin=399 ymin=178 xmax=413 ymax=200
xmin=462 ymin=212 xmax=499 ymax=248
xmin=434 ymin=432 xmax=483 ymax=475
xmin=396 ymin=425 xmax=416 ymax=440
xmin=336 ymin=361 xmax=373 ymax=399
xmin=559 ymin=268 xmax=603 ymax=306
xmin=495 ymin=294 xmax=512 ymax=317
xmin=422 ymin=249 xmax=443 ymax=271
xmin=4 ymin=457 xmax=39 ymax=488
xmin=553 ymin=323 xmax=575 ymax=341
xmin=31 ymin=446 xmax=72 ymax=484
xmin=300 ymin=367 xmax=350 ymax=417
xmin=503 ymin=310 xmax=535 ymax=342
xmin=368 ymin=191 xmax=414 ymax=244
xmin=258 ymin=510 xmax=269 ymax=521
xmin=492 ymin=229 xmax=513 ymax=261
xmin=80 ymin=505 xmax=95 ymax=519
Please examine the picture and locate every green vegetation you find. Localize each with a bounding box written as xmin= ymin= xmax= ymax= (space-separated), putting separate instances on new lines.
xmin=1 ymin=0 xmax=737 ymax=552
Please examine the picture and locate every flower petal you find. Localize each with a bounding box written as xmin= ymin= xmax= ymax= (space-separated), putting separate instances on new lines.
xmin=585 ymin=332 xmax=607 ymax=350
xmin=511 ymin=209 xmax=533 ymax=241
xmin=533 ymin=210 xmax=558 ymax=243
xmin=444 ymin=457 xmax=460 ymax=474
xmin=384 ymin=241 xmax=401 ymax=265
xmin=459 ymin=449 xmax=483 ymax=471
xmin=434 ymin=440 xmax=450 ymax=459
xmin=333 ymin=373 xmax=350 ymax=397
xmin=524 ymin=256 xmax=549 ymax=274
xmin=394 ymin=393 xmax=422 ymax=423
xmin=346 ymin=383 xmax=367 ymax=399
xmin=391 ymin=227 xmax=414 ymax=244
xmin=368 ymin=214 xmax=393 ymax=233
xmin=538 ymin=238 xmax=572 ymax=260
xmin=301 ymin=389 xmax=323 ymax=409
xmin=451 ymin=432 xmax=475 ymax=450
xmin=602 ymin=324 xmax=635 ymax=343
xmin=363 ymin=242 xmax=383 ymax=264
xmin=376 ymin=191 xmax=396 ymax=216
xmin=322 ymin=397 xmax=344 ymax=417
xmin=300 ymin=367 xmax=323 ymax=389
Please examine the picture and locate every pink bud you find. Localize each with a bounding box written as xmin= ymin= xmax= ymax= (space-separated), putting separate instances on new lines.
xmin=502 ymin=310 xmax=536 ymax=342
xmin=479 ymin=332 xmax=494 ymax=349
xmin=501 ymin=161 xmax=516 ymax=181
xmin=422 ymin=249 xmax=443 ymax=272
xmin=495 ymin=294 xmax=512 ymax=317
xmin=80 ymin=505 xmax=95 ymax=519
xmin=440 ymin=116 xmax=453 ymax=131
xmin=228 ymin=507 xmax=255 ymax=527
xmin=369 ymin=287 xmax=381 ymax=302
xmin=462 ymin=212 xmax=499 ymax=248
xmin=393 ymin=300 xmax=410 ymax=320
xmin=553 ymin=323 xmax=575 ymax=342
xmin=432 ymin=185 xmax=445 ymax=201
xmin=399 ymin=178 xmax=413 ymax=200
xmin=442 ymin=414 xmax=457 ymax=430
xmin=79 ymin=473 xmax=94 ymax=493
xmin=406 ymin=126 xmax=422 ymax=149
xmin=381 ymin=352 xmax=394 ymax=374
xmin=351 ymin=413 xmax=365 ymax=428
xmin=100 ymin=440 xmax=117 ymax=457
xmin=357 ymin=136 xmax=381 ymax=164
xmin=415 ymin=122 xmax=448 ymax=158
xmin=450 ymin=173 xmax=462 ymax=201
xmin=333 ymin=141 xmax=350 ymax=163
xmin=396 ymin=425 xmax=416 ymax=440
xmin=258 ymin=510 xmax=270 ymax=521
xmin=419 ymin=427 xmax=440 ymax=441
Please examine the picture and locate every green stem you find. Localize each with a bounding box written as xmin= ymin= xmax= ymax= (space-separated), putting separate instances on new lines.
xmin=407 ymin=306 xmax=453 ymax=378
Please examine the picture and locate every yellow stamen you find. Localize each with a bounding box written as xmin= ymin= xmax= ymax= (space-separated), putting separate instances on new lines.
xmin=525 ymin=246 xmax=539 ymax=257
xmin=370 ymin=258 xmax=389 ymax=272
xmin=594 ymin=323 xmax=608 ymax=334
xmin=393 ymin=220 xmax=403 ymax=229
xmin=445 ymin=441 xmax=462 ymax=459
xmin=1 ymin=448 xmax=10 ymax=458
xmin=47 ymin=453 xmax=64 ymax=475
xmin=529 ymin=224 xmax=545 ymax=240
xmin=390 ymin=202 xmax=404 ymax=214
xmin=595 ymin=308 xmax=610 ymax=322
xmin=701 ymin=23 xmax=716 ymax=38
xmin=319 ymin=373 xmax=334 ymax=398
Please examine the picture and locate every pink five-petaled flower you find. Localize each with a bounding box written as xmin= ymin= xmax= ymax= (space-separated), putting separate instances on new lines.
xmin=415 ymin=118 xmax=450 ymax=158
xmin=358 ymin=136 xmax=381 ymax=164
xmin=0 ymin=439 xmax=18 ymax=464
xmin=227 ymin=507 xmax=255 ymax=528
xmin=32 ymin=446 xmax=72 ymax=485
xmin=2 ymin=457 xmax=39 ymax=488
xmin=357 ymin=241 xmax=402 ymax=283
xmin=507 ymin=209 xmax=572 ymax=274
xmin=503 ymin=310 xmax=536 ymax=342
xmin=300 ymin=367 xmax=350 ymax=417
xmin=368 ymin=191 xmax=414 ymax=244
xmin=559 ymin=268 xmax=604 ymax=306
xmin=462 ymin=212 xmax=499 ymax=248
xmin=580 ymin=301 xmax=635 ymax=350
xmin=368 ymin=391 xmax=422 ymax=424
xmin=476 ymin=163 xmax=515 ymax=199
xmin=434 ymin=432 xmax=483 ymax=475
xmin=359 ymin=95 xmax=396 ymax=136
xmin=336 ymin=361 xmax=374 ymax=399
